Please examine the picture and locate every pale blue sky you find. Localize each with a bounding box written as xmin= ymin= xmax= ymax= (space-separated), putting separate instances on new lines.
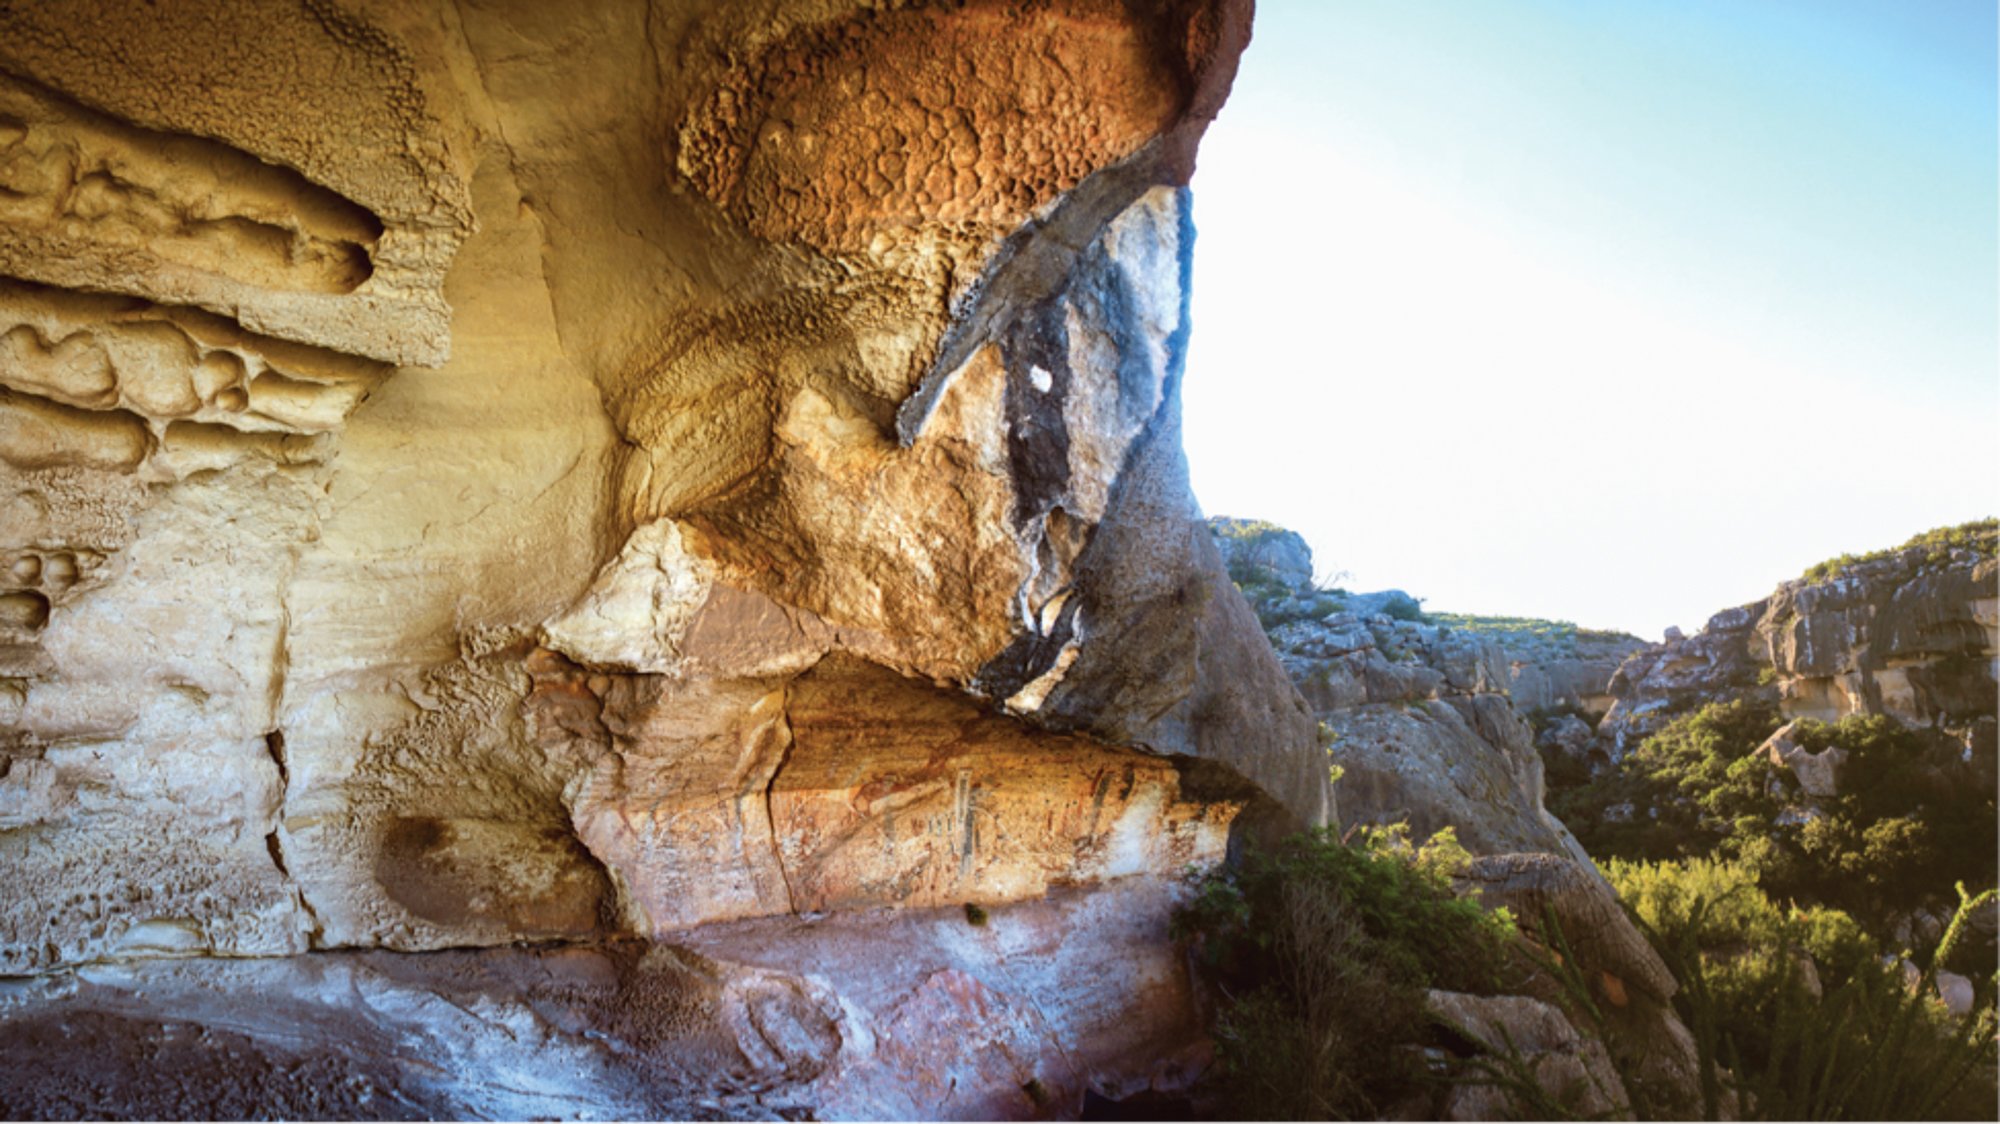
xmin=1183 ymin=0 xmax=1997 ymax=638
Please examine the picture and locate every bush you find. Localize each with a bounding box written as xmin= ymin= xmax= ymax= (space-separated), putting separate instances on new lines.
xmin=1381 ymin=592 xmax=1427 ymax=622
xmin=1175 ymin=825 xmax=1519 ymax=1119
xmin=1549 ymin=700 xmax=1783 ymax=867
xmin=1604 ymin=857 xmax=1998 ymax=1120
xmin=1801 ymin=518 xmax=1997 ymax=585
xmin=1551 ymin=703 xmax=1996 ymax=933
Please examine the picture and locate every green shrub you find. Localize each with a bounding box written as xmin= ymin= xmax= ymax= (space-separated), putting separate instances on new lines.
xmin=1382 ymin=592 xmax=1427 ymax=622
xmin=1549 ymin=699 xmax=1784 ymax=867
xmin=1801 ymin=518 xmax=1997 ymax=585
xmin=1605 ymin=857 xmax=1998 ymax=1120
xmin=1212 ymin=518 xmax=1290 ymax=542
xmin=1765 ymin=716 xmax=1995 ymax=927
xmin=1550 ymin=703 xmax=1996 ymax=933
xmin=1175 ymin=825 xmax=1519 ymax=1119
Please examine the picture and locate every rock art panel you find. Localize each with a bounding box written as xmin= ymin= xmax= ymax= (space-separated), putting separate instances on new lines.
xmin=772 ymin=655 xmax=1238 ymax=914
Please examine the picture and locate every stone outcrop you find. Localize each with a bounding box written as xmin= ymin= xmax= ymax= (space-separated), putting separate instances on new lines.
xmin=1502 ymin=629 xmax=1648 ymax=718
xmin=1601 ymin=525 xmax=1998 ymax=754
xmin=1756 ymin=720 xmax=1845 ymax=798
xmin=1210 ymin=516 xmax=1314 ymax=590
xmin=1210 ymin=516 xmax=1699 ymax=1114
xmin=0 ymin=1 xmax=1331 ymax=1114
xmin=1425 ymin=989 xmax=1629 ymax=1121
xmin=1455 ymin=852 xmax=1700 ymax=1109
xmin=1294 ymin=612 xmax=1580 ymax=860
xmin=1208 ymin=516 xmax=1644 ymax=860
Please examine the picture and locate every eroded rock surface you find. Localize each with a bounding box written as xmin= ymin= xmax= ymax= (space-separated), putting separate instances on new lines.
xmin=1208 ymin=516 xmax=1646 ymax=860
xmin=1212 ymin=516 xmax=1699 ymax=1115
xmin=1426 ymin=989 xmax=1629 ymax=1122
xmin=0 ymin=885 xmax=1208 ymax=1121
xmin=0 ymin=1 xmax=1319 ymax=1115
xmin=1600 ymin=526 xmax=1998 ymax=753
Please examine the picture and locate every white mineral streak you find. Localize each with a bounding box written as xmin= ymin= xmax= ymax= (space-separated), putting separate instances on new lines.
xmin=542 ymin=519 xmax=715 ymax=675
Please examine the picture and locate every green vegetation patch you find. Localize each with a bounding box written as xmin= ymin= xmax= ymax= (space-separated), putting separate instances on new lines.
xmin=1605 ymin=858 xmax=1997 ymax=1120
xmin=1175 ymin=825 xmax=1518 ymax=1119
xmin=1800 ymin=518 xmax=1997 ymax=586
xmin=1429 ymin=611 xmax=1643 ymax=655
xmin=1380 ymin=591 xmax=1427 ymax=622
xmin=1550 ymin=702 xmax=1997 ymax=932
xmin=1211 ymin=517 xmax=1292 ymax=541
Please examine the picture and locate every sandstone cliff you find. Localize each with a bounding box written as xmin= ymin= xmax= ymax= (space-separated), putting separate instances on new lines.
xmin=0 ymin=2 xmax=1332 ymax=1116
xmin=1600 ymin=520 xmax=1998 ymax=755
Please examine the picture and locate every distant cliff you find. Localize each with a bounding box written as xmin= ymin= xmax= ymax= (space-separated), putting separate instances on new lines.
xmin=1600 ymin=519 xmax=1997 ymax=755
xmin=1550 ymin=519 xmax=1996 ymax=969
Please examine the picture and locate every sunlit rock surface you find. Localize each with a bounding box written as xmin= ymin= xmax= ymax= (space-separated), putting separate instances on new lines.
xmin=1600 ymin=528 xmax=1998 ymax=754
xmin=1207 ymin=516 xmax=1647 ymax=860
xmin=0 ymin=0 xmax=1329 ymax=1115
xmin=1212 ymin=516 xmax=1701 ymax=1114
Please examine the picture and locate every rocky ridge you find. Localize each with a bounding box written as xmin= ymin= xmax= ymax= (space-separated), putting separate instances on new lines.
xmin=1599 ymin=520 xmax=1998 ymax=756
xmin=1210 ymin=517 xmax=1646 ymax=858
xmin=1208 ymin=517 xmax=1699 ymax=1113
xmin=1564 ymin=521 xmax=1998 ymax=952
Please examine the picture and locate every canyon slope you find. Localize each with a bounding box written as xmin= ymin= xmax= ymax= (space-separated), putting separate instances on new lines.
xmin=1565 ymin=520 xmax=1998 ymax=941
xmin=1210 ymin=517 xmax=1644 ymax=858
xmin=0 ymin=2 xmax=1332 ymax=1117
xmin=1212 ymin=514 xmax=1997 ymax=1115
xmin=1208 ymin=518 xmax=1704 ymax=1113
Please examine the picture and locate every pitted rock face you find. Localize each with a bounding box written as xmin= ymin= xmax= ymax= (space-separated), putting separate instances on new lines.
xmin=0 ymin=0 xmax=1316 ymax=1114
xmin=677 ymin=0 xmax=1215 ymax=257
xmin=0 ymin=1 xmax=473 ymax=365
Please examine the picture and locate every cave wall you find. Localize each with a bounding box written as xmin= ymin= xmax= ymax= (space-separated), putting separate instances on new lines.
xmin=0 ymin=0 xmax=1326 ymax=1112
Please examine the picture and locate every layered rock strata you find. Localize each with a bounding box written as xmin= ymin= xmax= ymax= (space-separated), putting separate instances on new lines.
xmin=0 ymin=1 xmax=1326 ymax=1115
xmin=1601 ymin=527 xmax=1998 ymax=754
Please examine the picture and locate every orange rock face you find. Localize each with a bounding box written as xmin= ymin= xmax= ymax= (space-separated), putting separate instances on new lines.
xmin=774 ymin=656 xmax=1239 ymax=913
xmin=678 ymin=1 xmax=1194 ymax=254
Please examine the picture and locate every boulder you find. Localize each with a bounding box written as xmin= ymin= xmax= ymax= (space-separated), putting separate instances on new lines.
xmin=1210 ymin=517 xmax=1316 ymax=593
xmin=1427 ymin=989 xmax=1629 ymax=1121
xmin=1539 ymin=713 xmax=1598 ymax=761
xmin=1938 ymin=970 xmax=1976 ymax=1017
xmin=1458 ymin=853 xmax=1702 ymax=1116
xmin=1757 ymin=720 xmax=1846 ymax=798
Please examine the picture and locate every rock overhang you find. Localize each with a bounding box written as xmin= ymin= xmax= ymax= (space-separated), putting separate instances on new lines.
xmin=0 ymin=1 xmax=1325 ymax=1115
